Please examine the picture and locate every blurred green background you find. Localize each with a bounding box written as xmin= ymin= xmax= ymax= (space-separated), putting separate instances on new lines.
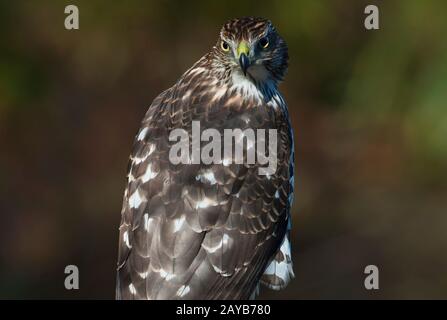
xmin=1 ymin=0 xmax=446 ymax=299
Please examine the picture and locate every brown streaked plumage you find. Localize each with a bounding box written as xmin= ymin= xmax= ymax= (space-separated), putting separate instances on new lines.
xmin=116 ymin=17 xmax=295 ymax=300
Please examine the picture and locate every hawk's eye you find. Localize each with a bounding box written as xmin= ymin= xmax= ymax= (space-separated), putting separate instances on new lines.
xmin=221 ymin=40 xmax=230 ymax=52
xmin=259 ymin=37 xmax=269 ymax=49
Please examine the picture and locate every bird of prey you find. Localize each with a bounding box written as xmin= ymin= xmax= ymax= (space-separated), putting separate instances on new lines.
xmin=116 ymin=17 xmax=295 ymax=300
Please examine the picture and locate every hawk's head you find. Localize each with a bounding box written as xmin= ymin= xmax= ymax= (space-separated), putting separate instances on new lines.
xmin=213 ymin=17 xmax=288 ymax=86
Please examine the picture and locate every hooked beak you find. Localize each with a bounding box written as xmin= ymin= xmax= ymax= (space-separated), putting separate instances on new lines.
xmin=239 ymin=53 xmax=249 ymax=76
xmin=237 ymin=41 xmax=250 ymax=76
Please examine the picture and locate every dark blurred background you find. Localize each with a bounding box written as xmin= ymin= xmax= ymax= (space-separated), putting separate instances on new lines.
xmin=1 ymin=0 xmax=446 ymax=299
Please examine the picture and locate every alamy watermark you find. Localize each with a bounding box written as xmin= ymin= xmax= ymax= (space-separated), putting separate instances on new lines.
xmin=364 ymin=265 xmax=379 ymax=290
xmin=64 ymin=5 xmax=379 ymax=32
xmin=364 ymin=5 xmax=380 ymax=30
xmin=64 ymin=5 xmax=79 ymax=30
xmin=168 ymin=121 xmax=277 ymax=176
xmin=64 ymin=265 xmax=79 ymax=290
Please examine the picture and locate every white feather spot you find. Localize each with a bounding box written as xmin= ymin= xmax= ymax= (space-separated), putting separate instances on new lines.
xmin=159 ymin=269 xmax=176 ymax=281
xmin=128 ymin=283 xmax=136 ymax=295
xmin=137 ymin=127 xmax=148 ymax=141
xmin=263 ymin=235 xmax=294 ymax=287
xmin=129 ymin=190 xmax=144 ymax=209
xmin=211 ymin=87 xmax=227 ymax=102
xmin=202 ymin=238 xmax=223 ymax=253
xmin=196 ymin=171 xmax=217 ymax=185
xmin=263 ymin=260 xmax=277 ymax=275
xmin=123 ymin=231 xmax=131 ymax=248
xmin=143 ymin=213 xmax=154 ymax=231
xmin=202 ymin=241 xmax=222 ymax=253
xmin=132 ymin=144 xmax=155 ymax=165
xmin=202 ymin=233 xmax=231 ymax=253
xmin=173 ymin=216 xmax=185 ymax=232
xmin=222 ymin=157 xmax=231 ymax=166
xmin=212 ymin=265 xmax=223 ymax=273
xmin=275 ymin=190 xmax=280 ymax=199
xmin=211 ymin=264 xmax=232 ymax=277
xmin=141 ymin=163 xmax=158 ymax=182
xmin=223 ymin=233 xmax=230 ymax=245
xmin=182 ymin=89 xmax=193 ymax=100
xmin=281 ymin=236 xmax=292 ymax=259
xmin=176 ymin=285 xmax=190 ymax=297
xmin=195 ymin=197 xmax=217 ymax=209
xmin=189 ymin=67 xmax=206 ymax=75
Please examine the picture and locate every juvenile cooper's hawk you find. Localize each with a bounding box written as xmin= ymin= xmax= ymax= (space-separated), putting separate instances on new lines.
xmin=116 ymin=17 xmax=295 ymax=300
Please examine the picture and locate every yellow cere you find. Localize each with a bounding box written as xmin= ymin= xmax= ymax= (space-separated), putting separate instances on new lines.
xmin=237 ymin=41 xmax=250 ymax=58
